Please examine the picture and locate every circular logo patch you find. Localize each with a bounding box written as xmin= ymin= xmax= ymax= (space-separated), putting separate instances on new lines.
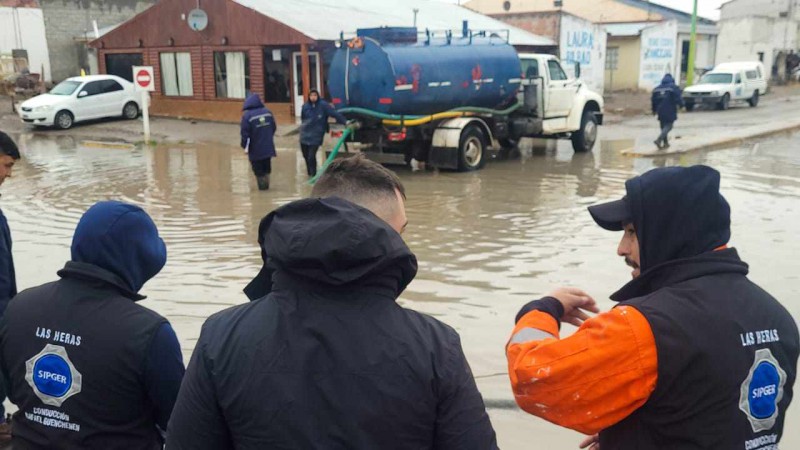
xmin=739 ymin=348 xmax=787 ymax=432
xmin=25 ymin=344 xmax=83 ymax=407
xmin=32 ymin=354 xmax=72 ymax=397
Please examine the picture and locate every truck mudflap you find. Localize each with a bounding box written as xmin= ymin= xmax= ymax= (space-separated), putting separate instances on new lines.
xmin=428 ymin=147 xmax=460 ymax=170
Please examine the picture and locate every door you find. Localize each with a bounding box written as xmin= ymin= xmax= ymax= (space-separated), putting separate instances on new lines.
xmin=733 ymin=72 xmax=745 ymax=99
xmin=545 ymin=59 xmax=573 ymax=118
xmin=99 ymin=79 xmax=126 ymax=116
xmin=292 ymin=52 xmax=321 ymax=117
xmin=73 ymin=80 xmax=106 ymax=120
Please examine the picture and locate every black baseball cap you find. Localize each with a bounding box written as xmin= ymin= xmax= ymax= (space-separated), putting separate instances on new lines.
xmin=588 ymin=196 xmax=631 ymax=231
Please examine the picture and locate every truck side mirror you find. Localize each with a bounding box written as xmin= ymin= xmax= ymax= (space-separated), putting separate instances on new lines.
xmin=574 ymin=62 xmax=581 ymax=79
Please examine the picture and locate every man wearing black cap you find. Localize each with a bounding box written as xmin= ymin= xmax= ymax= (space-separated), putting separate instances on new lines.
xmin=506 ymin=165 xmax=799 ymax=449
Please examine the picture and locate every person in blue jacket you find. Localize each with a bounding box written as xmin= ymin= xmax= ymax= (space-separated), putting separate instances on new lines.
xmin=240 ymin=94 xmax=277 ymax=190
xmin=0 ymin=131 xmax=19 ymax=445
xmin=300 ymin=89 xmax=347 ymax=177
xmin=651 ymin=74 xmax=684 ymax=149
xmin=0 ymin=201 xmax=185 ymax=449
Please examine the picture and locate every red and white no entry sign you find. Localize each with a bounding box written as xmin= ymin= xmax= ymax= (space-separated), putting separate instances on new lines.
xmin=132 ymin=66 xmax=155 ymax=92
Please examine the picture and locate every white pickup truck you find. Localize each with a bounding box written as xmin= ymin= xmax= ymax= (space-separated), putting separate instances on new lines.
xmin=683 ymin=62 xmax=767 ymax=111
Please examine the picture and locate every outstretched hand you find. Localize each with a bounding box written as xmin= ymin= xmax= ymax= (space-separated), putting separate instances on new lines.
xmin=547 ymin=287 xmax=600 ymax=327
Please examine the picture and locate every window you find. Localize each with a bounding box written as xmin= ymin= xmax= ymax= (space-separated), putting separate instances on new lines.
xmin=102 ymin=80 xmax=123 ymax=93
xmin=50 ymin=80 xmax=81 ymax=96
xmin=81 ymin=81 xmax=105 ymax=97
xmin=520 ymin=59 xmax=540 ymax=78
xmin=214 ymin=51 xmax=250 ymax=99
xmin=160 ymin=52 xmax=194 ymax=96
xmin=105 ymin=53 xmax=143 ymax=83
xmin=735 ymin=74 xmax=742 ymax=84
xmin=746 ymin=70 xmax=758 ymax=80
xmin=547 ymin=59 xmax=568 ymax=81
xmin=264 ymin=48 xmax=291 ymax=102
xmin=758 ymin=52 xmax=765 ymax=63
xmin=606 ymin=47 xmax=619 ymax=71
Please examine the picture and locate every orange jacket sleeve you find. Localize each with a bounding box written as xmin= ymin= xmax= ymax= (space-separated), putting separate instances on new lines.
xmin=506 ymin=305 xmax=658 ymax=435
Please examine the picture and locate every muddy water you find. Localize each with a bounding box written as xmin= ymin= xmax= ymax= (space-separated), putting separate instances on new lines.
xmin=5 ymin=131 xmax=800 ymax=448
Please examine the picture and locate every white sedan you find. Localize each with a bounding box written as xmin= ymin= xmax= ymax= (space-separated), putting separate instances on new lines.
xmin=18 ymin=75 xmax=140 ymax=129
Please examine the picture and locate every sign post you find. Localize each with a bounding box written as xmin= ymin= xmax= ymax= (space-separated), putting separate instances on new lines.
xmin=132 ymin=66 xmax=155 ymax=142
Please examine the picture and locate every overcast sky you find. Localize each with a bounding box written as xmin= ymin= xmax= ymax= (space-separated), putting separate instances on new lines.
xmin=441 ymin=0 xmax=727 ymax=21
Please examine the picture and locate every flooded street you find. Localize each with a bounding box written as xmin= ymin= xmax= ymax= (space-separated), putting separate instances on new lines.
xmin=5 ymin=130 xmax=800 ymax=448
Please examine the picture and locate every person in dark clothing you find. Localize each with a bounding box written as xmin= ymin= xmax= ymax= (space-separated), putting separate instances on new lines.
xmin=299 ymin=89 xmax=346 ymax=177
xmin=0 ymin=201 xmax=185 ymax=449
xmin=167 ymin=155 xmax=497 ymax=450
xmin=0 ymin=131 xmax=19 ymax=445
xmin=240 ymin=94 xmax=277 ymax=190
xmin=651 ymin=73 xmax=684 ymax=149
xmin=507 ymin=165 xmax=799 ymax=450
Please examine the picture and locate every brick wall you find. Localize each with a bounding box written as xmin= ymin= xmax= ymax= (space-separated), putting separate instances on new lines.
xmin=39 ymin=0 xmax=156 ymax=81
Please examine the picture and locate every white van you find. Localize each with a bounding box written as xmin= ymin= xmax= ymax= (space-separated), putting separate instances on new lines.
xmin=682 ymin=62 xmax=767 ymax=111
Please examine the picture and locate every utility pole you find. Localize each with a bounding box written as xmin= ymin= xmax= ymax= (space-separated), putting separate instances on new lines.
xmin=413 ymin=9 xmax=419 ymax=28
xmin=686 ymin=0 xmax=699 ymax=86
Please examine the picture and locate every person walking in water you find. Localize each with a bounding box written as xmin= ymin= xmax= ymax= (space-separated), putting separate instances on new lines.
xmin=300 ymin=89 xmax=347 ymax=177
xmin=240 ymin=94 xmax=277 ymax=190
xmin=651 ymin=73 xmax=683 ymax=149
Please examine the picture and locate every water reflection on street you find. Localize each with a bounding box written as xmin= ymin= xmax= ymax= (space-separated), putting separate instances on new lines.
xmin=5 ymin=131 xmax=800 ymax=448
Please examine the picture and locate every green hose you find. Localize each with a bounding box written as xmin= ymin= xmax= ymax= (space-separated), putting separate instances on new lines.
xmin=308 ymin=126 xmax=355 ymax=185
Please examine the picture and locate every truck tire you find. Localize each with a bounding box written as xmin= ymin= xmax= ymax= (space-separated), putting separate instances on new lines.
xmin=748 ymin=90 xmax=759 ymax=107
xmin=571 ymin=109 xmax=598 ymax=153
xmin=717 ymin=93 xmax=730 ymax=110
xmin=458 ymin=125 xmax=487 ymax=171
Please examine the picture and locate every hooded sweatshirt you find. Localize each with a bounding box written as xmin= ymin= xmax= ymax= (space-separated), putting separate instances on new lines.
xmin=240 ymin=94 xmax=277 ymax=162
xmin=507 ymin=166 xmax=799 ymax=449
xmin=0 ymin=201 xmax=184 ymax=449
xmin=300 ymin=92 xmax=347 ymax=147
xmin=651 ymin=73 xmax=683 ymax=123
xmin=167 ymin=197 xmax=497 ymax=450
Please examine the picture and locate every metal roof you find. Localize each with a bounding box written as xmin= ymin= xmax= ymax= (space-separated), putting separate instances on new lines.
xmin=604 ymin=22 xmax=650 ymax=36
xmin=233 ymin=0 xmax=556 ymax=47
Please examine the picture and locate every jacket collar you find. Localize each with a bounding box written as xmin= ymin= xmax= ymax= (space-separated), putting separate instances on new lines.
xmin=57 ymin=261 xmax=146 ymax=301
xmin=611 ymin=248 xmax=748 ymax=302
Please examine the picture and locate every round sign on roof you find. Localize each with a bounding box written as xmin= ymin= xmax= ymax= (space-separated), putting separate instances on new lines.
xmin=188 ymin=9 xmax=208 ymax=31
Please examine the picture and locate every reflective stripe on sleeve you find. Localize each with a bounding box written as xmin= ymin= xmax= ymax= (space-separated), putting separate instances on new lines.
xmin=509 ymin=327 xmax=556 ymax=344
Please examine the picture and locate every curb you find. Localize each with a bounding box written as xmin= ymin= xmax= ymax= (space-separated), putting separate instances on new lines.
xmin=622 ymin=120 xmax=800 ymax=157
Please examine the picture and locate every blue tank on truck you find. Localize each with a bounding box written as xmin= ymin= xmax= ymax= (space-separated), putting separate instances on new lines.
xmin=328 ymin=27 xmax=522 ymax=115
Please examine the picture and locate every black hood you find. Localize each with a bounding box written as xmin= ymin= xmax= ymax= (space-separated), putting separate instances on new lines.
xmin=626 ymin=165 xmax=731 ymax=273
xmin=244 ymin=197 xmax=417 ymax=300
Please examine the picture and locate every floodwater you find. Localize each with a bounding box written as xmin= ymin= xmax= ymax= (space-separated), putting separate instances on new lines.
xmin=4 ymin=131 xmax=800 ymax=448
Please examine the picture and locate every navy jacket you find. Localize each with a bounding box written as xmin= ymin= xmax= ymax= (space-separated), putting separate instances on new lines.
xmin=300 ymin=100 xmax=346 ymax=146
xmin=167 ymin=198 xmax=497 ymax=450
xmin=0 ymin=208 xmax=16 ymax=317
xmin=651 ymin=74 xmax=684 ymax=123
xmin=0 ymin=201 xmax=184 ymax=448
xmin=240 ymin=95 xmax=277 ymax=162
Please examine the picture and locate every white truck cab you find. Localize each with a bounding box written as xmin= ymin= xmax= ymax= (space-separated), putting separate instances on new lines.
xmin=683 ymin=62 xmax=767 ymax=111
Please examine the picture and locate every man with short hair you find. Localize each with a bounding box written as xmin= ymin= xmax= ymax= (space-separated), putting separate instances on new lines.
xmin=0 ymin=131 xmax=19 ymax=446
xmin=0 ymin=201 xmax=185 ymax=449
xmin=506 ymin=165 xmax=799 ymax=449
xmin=167 ymin=155 xmax=498 ymax=450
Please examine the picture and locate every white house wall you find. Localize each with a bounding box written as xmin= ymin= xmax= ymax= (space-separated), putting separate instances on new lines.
xmin=716 ymin=16 xmax=799 ymax=79
xmin=0 ymin=7 xmax=51 ymax=82
xmin=559 ymin=14 xmax=607 ymax=93
xmin=639 ymin=20 xmax=680 ymax=90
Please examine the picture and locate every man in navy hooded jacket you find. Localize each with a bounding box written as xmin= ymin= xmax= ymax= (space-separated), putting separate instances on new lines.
xmin=506 ymin=165 xmax=799 ymax=450
xmin=299 ymin=89 xmax=346 ymax=177
xmin=240 ymin=94 xmax=277 ymax=190
xmin=0 ymin=201 xmax=185 ymax=449
xmin=651 ymin=73 xmax=683 ymax=149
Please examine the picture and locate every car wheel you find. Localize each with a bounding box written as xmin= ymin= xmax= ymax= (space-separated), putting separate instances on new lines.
xmin=457 ymin=125 xmax=488 ymax=172
xmin=54 ymin=110 xmax=74 ymax=130
xmin=685 ymin=102 xmax=695 ymax=112
xmin=717 ymin=93 xmax=730 ymax=111
xmin=748 ymin=90 xmax=759 ymax=107
xmin=123 ymin=102 xmax=139 ymax=119
xmin=571 ymin=109 xmax=598 ymax=153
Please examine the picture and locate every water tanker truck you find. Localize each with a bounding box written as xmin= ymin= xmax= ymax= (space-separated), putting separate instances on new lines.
xmin=327 ymin=26 xmax=604 ymax=171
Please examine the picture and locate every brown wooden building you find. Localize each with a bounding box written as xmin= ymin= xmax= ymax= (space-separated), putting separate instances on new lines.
xmin=91 ymin=0 xmax=555 ymax=124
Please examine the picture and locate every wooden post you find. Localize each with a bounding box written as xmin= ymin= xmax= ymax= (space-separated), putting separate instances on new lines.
xmin=301 ymin=43 xmax=311 ymax=102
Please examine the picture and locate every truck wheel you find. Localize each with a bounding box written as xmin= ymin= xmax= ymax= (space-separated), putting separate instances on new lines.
xmin=717 ymin=93 xmax=730 ymax=110
xmin=458 ymin=125 xmax=487 ymax=171
xmin=685 ymin=102 xmax=695 ymax=112
xmin=748 ymin=90 xmax=759 ymax=107
xmin=571 ymin=109 xmax=598 ymax=153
